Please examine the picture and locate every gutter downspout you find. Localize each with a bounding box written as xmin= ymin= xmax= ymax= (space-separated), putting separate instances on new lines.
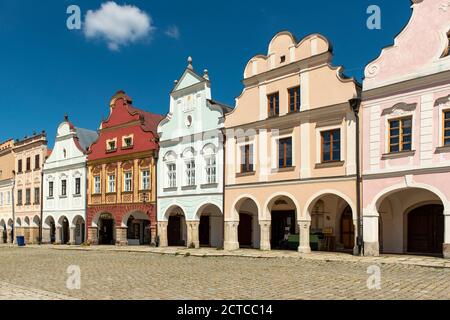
xmin=349 ymin=97 xmax=363 ymax=256
xmin=221 ymin=127 xmax=226 ymax=249
xmin=11 ymin=171 xmax=16 ymax=244
xmin=39 ymin=170 xmax=44 ymax=245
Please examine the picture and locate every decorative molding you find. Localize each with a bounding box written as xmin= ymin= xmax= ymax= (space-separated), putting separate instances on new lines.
xmin=381 ymin=102 xmax=417 ymax=116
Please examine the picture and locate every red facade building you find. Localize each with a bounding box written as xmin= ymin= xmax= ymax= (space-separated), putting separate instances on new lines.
xmin=87 ymin=91 xmax=163 ymax=245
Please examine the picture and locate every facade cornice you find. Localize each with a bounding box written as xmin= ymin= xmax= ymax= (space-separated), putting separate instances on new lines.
xmin=87 ymin=150 xmax=156 ymax=166
xmin=225 ymin=102 xmax=350 ymax=132
xmin=225 ymin=174 xmax=356 ymax=189
xmin=99 ymin=120 xmax=142 ymax=133
xmin=157 ymin=192 xmax=223 ymax=200
xmin=362 ymin=70 xmax=450 ymax=102
xmin=362 ymin=165 xmax=450 ymax=180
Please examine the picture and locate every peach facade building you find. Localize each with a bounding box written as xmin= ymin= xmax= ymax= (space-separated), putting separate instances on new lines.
xmin=362 ymin=0 xmax=450 ymax=258
xmin=0 ymin=139 xmax=15 ymax=243
xmin=13 ymin=132 xmax=48 ymax=244
xmin=223 ymin=31 xmax=361 ymax=253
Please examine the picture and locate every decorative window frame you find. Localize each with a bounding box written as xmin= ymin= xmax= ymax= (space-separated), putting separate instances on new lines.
xmin=122 ymin=134 xmax=134 ymax=149
xmin=436 ymin=95 xmax=450 ymax=149
xmin=106 ymin=138 xmax=118 ymax=152
xmin=93 ymin=175 xmax=101 ymax=195
xmin=315 ymin=123 xmax=344 ymax=165
xmin=201 ymin=143 xmax=217 ymax=185
xmin=236 ymin=136 xmax=256 ymax=174
xmin=140 ymin=169 xmax=151 ymax=191
xmin=382 ymin=103 xmax=416 ymax=155
xmin=271 ymin=129 xmax=295 ymax=170
xmin=123 ymin=171 xmax=133 ymax=193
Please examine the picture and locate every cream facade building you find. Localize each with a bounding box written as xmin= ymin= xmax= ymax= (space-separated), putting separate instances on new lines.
xmin=223 ymin=31 xmax=361 ymax=253
xmin=0 ymin=140 xmax=14 ymax=243
xmin=13 ymin=132 xmax=48 ymax=244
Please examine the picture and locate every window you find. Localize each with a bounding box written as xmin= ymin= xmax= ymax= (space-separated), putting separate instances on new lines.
xmin=75 ymin=178 xmax=81 ymax=195
xmin=141 ymin=170 xmax=150 ymax=190
xmin=35 ymin=155 xmax=40 ymax=169
xmin=321 ymin=129 xmax=341 ymax=162
xmin=240 ymin=144 xmax=254 ymax=173
xmin=108 ymin=175 xmax=116 ymax=193
xmin=186 ymin=160 xmax=196 ymax=186
xmin=94 ymin=176 xmax=101 ymax=194
xmin=49 ymin=181 xmax=54 ymax=197
xmin=61 ymin=179 xmax=67 ymax=196
xmin=25 ymin=188 xmax=31 ymax=205
xmin=0 ymin=193 xmax=3 ymax=206
xmin=7 ymin=191 xmax=10 ymax=204
xmin=123 ymin=136 xmax=133 ymax=148
xmin=107 ymin=139 xmax=116 ymax=151
xmin=26 ymin=157 xmax=31 ymax=171
xmin=124 ymin=172 xmax=132 ymax=192
xmin=444 ymin=110 xmax=450 ymax=146
xmin=267 ymin=93 xmax=279 ymax=117
xmin=167 ymin=163 xmax=176 ymax=188
xmin=18 ymin=160 xmax=23 ymax=173
xmin=288 ymin=87 xmax=301 ymax=113
xmin=389 ymin=117 xmax=412 ymax=153
xmin=443 ymin=31 xmax=450 ymax=57
xmin=34 ymin=188 xmax=40 ymax=204
xmin=17 ymin=190 xmax=23 ymax=205
xmin=280 ymin=55 xmax=286 ymax=63
xmin=278 ymin=137 xmax=293 ymax=168
xmin=205 ymin=156 xmax=216 ymax=184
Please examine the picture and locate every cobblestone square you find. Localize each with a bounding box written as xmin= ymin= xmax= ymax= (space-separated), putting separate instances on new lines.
xmin=0 ymin=246 xmax=449 ymax=300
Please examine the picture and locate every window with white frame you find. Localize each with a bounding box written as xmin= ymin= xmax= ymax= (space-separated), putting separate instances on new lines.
xmin=141 ymin=170 xmax=150 ymax=190
xmin=48 ymin=181 xmax=54 ymax=197
xmin=205 ymin=155 xmax=216 ymax=184
xmin=167 ymin=163 xmax=176 ymax=188
xmin=0 ymin=193 xmax=3 ymax=205
xmin=185 ymin=160 xmax=196 ymax=186
xmin=61 ymin=179 xmax=67 ymax=196
xmin=7 ymin=191 xmax=10 ymax=204
xmin=75 ymin=178 xmax=81 ymax=195
xmin=108 ymin=175 xmax=116 ymax=193
xmin=94 ymin=176 xmax=101 ymax=194
xmin=124 ymin=172 xmax=132 ymax=192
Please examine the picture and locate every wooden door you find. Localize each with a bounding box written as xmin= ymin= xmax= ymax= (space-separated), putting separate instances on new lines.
xmin=168 ymin=216 xmax=182 ymax=246
xmin=199 ymin=216 xmax=210 ymax=247
xmin=408 ymin=205 xmax=444 ymax=254
xmin=341 ymin=206 xmax=354 ymax=249
xmin=238 ymin=213 xmax=252 ymax=247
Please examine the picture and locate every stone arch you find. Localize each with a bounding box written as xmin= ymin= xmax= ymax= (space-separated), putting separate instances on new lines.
xmin=121 ymin=211 xmax=149 ymax=227
xmin=263 ymin=192 xmax=300 ymax=221
xmin=24 ymin=216 xmax=30 ymax=227
xmin=15 ymin=217 xmax=22 ymax=227
xmin=71 ymin=215 xmax=85 ymax=228
xmin=163 ymin=204 xmax=186 ymax=221
xmin=371 ymin=182 xmax=449 ymax=214
xmin=164 ymin=204 xmax=187 ymax=247
xmin=32 ymin=215 xmax=40 ymax=228
xmin=231 ymin=194 xmax=261 ymax=222
xmin=194 ymin=202 xmax=223 ymax=248
xmin=304 ymin=189 xmax=357 ymax=221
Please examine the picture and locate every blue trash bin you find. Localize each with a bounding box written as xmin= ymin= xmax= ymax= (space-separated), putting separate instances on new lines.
xmin=16 ymin=236 xmax=25 ymax=247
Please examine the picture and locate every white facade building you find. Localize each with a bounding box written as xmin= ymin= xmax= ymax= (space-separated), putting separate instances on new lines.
xmin=157 ymin=58 xmax=232 ymax=248
xmin=42 ymin=116 xmax=97 ymax=245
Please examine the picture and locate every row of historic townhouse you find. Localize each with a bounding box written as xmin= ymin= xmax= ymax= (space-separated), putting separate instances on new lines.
xmin=0 ymin=0 xmax=449 ymax=258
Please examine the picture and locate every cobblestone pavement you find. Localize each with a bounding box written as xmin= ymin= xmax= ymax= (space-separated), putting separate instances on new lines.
xmin=0 ymin=246 xmax=449 ymax=300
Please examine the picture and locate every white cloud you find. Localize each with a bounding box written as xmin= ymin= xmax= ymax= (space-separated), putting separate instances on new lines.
xmin=84 ymin=1 xmax=154 ymax=51
xmin=165 ymin=25 xmax=180 ymax=39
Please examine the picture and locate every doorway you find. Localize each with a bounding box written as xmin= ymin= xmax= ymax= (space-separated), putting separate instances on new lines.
xmin=340 ymin=206 xmax=354 ymax=250
xmin=238 ymin=213 xmax=252 ymax=248
xmin=168 ymin=215 xmax=184 ymax=246
xmin=271 ymin=210 xmax=295 ymax=250
xmin=199 ymin=215 xmax=210 ymax=247
xmin=99 ymin=214 xmax=114 ymax=245
xmin=408 ymin=204 xmax=444 ymax=254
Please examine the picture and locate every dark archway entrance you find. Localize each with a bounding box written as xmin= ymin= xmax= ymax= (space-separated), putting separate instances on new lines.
xmin=99 ymin=213 xmax=115 ymax=245
xmin=199 ymin=215 xmax=210 ymax=246
xmin=408 ymin=204 xmax=444 ymax=254
xmin=62 ymin=217 xmax=70 ymax=244
xmin=238 ymin=213 xmax=252 ymax=247
xmin=340 ymin=206 xmax=354 ymax=250
xmin=271 ymin=211 xmax=296 ymax=250
xmin=168 ymin=215 xmax=185 ymax=246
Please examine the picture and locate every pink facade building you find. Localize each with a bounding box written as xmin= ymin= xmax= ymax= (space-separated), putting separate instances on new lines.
xmin=362 ymin=0 xmax=450 ymax=258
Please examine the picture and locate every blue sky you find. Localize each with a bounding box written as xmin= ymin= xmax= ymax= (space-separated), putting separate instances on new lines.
xmin=0 ymin=0 xmax=412 ymax=147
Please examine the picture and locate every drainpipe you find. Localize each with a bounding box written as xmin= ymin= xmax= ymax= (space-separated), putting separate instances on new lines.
xmin=39 ymin=169 xmax=44 ymax=245
xmin=154 ymin=146 xmax=159 ymax=247
xmin=11 ymin=171 xmax=16 ymax=243
xmin=221 ymin=128 xmax=226 ymax=249
xmin=349 ymin=97 xmax=363 ymax=256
